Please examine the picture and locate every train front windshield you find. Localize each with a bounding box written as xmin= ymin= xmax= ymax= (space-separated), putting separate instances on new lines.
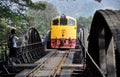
xmin=60 ymin=18 xmax=75 ymax=26
xmin=52 ymin=17 xmax=75 ymax=26
xmin=68 ymin=19 xmax=75 ymax=26
xmin=60 ymin=18 xmax=67 ymax=25
xmin=53 ymin=19 xmax=58 ymax=25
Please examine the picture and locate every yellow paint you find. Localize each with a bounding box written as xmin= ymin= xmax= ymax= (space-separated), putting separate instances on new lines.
xmin=50 ymin=16 xmax=77 ymax=39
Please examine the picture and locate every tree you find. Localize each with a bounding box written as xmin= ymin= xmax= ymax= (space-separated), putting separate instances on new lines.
xmin=0 ymin=0 xmax=46 ymax=42
xmin=0 ymin=19 xmax=11 ymax=42
xmin=77 ymin=16 xmax=93 ymax=31
xmin=26 ymin=1 xmax=59 ymax=35
xmin=0 ymin=0 xmax=46 ymax=26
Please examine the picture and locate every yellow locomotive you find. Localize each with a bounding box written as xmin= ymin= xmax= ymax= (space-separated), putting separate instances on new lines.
xmin=50 ymin=15 xmax=77 ymax=48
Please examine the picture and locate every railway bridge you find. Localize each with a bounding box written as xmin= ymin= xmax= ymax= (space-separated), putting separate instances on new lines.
xmin=0 ymin=9 xmax=120 ymax=77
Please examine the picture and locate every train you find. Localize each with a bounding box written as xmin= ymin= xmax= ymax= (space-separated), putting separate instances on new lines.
xmin=50 ymin=14 xmax=77 ymax=48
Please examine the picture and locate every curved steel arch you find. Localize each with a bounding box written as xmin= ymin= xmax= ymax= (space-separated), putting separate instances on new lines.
xmin=28 ymin=28 xmax=42 ymax=44
xmin=88 ymin=10 xmax=120 ymax=77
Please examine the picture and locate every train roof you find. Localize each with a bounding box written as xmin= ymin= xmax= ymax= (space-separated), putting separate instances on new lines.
xmin=52 ymin=15 xmax=76 ymax=20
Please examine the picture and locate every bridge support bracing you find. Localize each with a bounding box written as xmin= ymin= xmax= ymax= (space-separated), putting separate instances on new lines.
xmin=99 ymin=28 xmax=107 ymax=75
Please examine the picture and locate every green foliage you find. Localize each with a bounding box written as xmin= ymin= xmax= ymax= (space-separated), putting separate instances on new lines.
xmin=0 ymin=0 xmax=32 ymax=18
xmin=0 ymin=19 xmax=10 ymax=42
xmin=0 ymin=0 xmax=46 ymax=42
xmin=26 ymin=1 xmax=59 ymax=35
xmin=77 ymin=16 xmax=93 ymax=30
xmin=30 ymin=3 xmax=46 ymax=10
xmin=0 ymin=0 xmax=46 ymax=26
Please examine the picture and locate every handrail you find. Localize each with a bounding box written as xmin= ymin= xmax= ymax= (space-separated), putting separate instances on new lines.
xmin=78 ymin=37 xmax=105 ymax=77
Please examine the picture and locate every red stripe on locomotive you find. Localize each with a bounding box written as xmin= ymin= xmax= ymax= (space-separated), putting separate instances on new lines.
xmin=51 ymin=38 xmax=76 ymax=48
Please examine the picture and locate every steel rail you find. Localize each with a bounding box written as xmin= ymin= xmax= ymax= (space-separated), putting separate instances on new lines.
xmin=26 ymin=50 xmax=57 ymax=77
xmin=49 ymin=50 xmax=69 ymax=77
xmin=26 ymin=50 xmax=69 ymax=77
xmin=32 ymin=51 xmax=67 ymax=77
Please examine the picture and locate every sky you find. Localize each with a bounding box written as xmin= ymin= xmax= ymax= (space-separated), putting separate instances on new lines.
xmin=32 ymin=0 xmax=120 ymax=18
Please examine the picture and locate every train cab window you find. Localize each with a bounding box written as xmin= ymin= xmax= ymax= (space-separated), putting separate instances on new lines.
xmin=53 ymin=19 xmax=58 ymax=25
xmin=68 ymin=19 xmax=75 ymax=26
xmin=60 ymin=18 xmax=67 ymax=25
xmin=60 ymin=15 xmax=67 ymax=25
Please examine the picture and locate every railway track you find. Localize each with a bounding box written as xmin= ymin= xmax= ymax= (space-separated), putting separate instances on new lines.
xmin=16 ymin=50 xmax=75 ymax=77
xmin=27 ymin=50 xmax=58 ymax=77
xmin=15 ymin=48 xmax=85 ymax=77
xmin=29 ymin=50 xmax=68 ymax=77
